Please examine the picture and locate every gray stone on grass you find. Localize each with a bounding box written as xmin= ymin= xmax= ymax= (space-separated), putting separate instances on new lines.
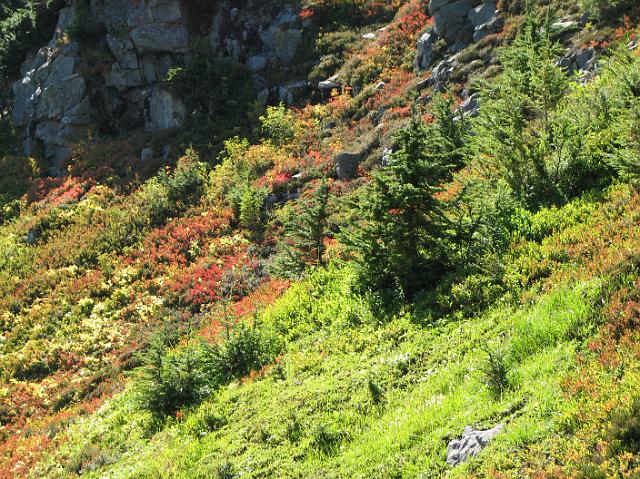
xmin=446 ymin=424 xmax=504 ymax=467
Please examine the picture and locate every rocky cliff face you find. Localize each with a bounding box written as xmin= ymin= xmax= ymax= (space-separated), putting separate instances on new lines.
xmin=12 ymin=0 xmax=306 ymax=174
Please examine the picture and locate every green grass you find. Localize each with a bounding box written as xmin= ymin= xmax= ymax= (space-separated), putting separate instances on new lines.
xmin=31 ymin=267 xmax=601 ymax=478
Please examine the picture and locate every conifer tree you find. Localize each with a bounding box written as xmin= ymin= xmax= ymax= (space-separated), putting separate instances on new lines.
xmin=277 ymin=180 xmax=330 ymax=276
xmin=341 ymin=118 xmax=456 ymax=299
xmin=473 ymin=13 xmax=569 ymax=207
xmin=291 ymin=180 xmax=330 ymax=267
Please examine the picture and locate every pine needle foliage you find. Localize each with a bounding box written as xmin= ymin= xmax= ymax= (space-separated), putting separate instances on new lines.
xmin=473 ymin=14 xmax=570 ymax=207
xmin=340 ymin=118 xmax=457 ymax=300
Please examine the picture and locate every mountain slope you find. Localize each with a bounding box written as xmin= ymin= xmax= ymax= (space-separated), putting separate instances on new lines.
xmin=1 ymin=1 xmax=640 ymax=478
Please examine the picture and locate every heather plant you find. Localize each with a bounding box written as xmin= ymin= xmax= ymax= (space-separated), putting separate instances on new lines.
xmin=260 ymin=104 xmax=296 ymax=147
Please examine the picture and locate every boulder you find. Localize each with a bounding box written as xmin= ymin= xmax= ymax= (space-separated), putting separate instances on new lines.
xmin=473 ymin=16 xmax=504 ymax=42
xmin=146 ymin=88 xmax=186 ymax=131
xmin=456 ymin=92 xmax=480 ymax=117
xmin=335 ymin=152 xmax=362 ymax=180
xmin=446 ymin=425 xmax=504 ymax=467
xmin=557 ymin=47 xmax=596 ymax=74
xmin=426 ymin=55 xmax=459 ymax=92
xmin=259 ymin=8 xmax=303 ymax=63
xmin=429 ymin=0 xmax=474 ymax=44
xmin=247 ymin=55 xmax=269 ymax=72
xmin=469 ymin=1 xmax=498 ymax=28
xmin=271 ymin=28 xmax=302 ymax=62
xmin=381 ymin=147 xmax=393 ymax=166
xmin=140 ymin=147 xmax=155 ymax=162
xmin=469 ymin=1 xmax=502 ymax=42
xmin=318 ymin=74 xmax=342 ymax=91
xmin=416 ymin=30 xmax=439 ymax=70
xmin=278 ymin=81 xmax=309 ymax=106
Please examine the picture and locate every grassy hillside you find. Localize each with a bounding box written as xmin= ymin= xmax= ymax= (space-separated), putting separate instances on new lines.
xmin=2 ymin=1 xmax=640 ymax=478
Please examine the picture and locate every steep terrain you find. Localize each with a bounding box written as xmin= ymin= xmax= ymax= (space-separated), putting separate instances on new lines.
xmin=2 ymin=0 xmax=640 ymax=477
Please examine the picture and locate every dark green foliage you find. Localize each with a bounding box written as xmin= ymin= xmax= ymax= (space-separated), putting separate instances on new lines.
xmin=607 ymin=397 xmax=640 ymax=455
xmin=184 ymin=401 xmax=228 ymax=437
xmin=162 ymin=150 xmax=208 ymax=217
xmin=580 ymin=0 xmax=639 ymax=18
xmin=215 ymin=462 xmax=236 ymax=479
xmin=239 ymin=186 xmax=267 ymax=241
xmin=340 ymin=118 xmax=456 ymax=299
xmin=65 ymin=2 xmax=104 ymax=43
xmin=430 ymin=93 xmax=469 ymax=168
xmin=212 ymin=322 xmax=277 ymax=382
xmin=606 ymin=48 xmax=640 ymax=183
xmin=367 ymin=378 xmax=385 ymax=405
xmin=285 ymin=415 xmax=303 ymax=443
xmin=0 ymin=154 xmax=33 ymax=199
xmin=137 ymin=326 xmax=205 ymax=418
xmin=164 ymin=46 xmax=256 ymax=158
xmin=474 ymin=14 xmax=570 ymax=207
xmin=474 ymin=12 xmax=619 ymax=208
xmin=303 ymin=0 xmax=398 ymax=29
xmin=260 ymin=104 xmax=296 ymax=147
xmin=311 ymin=424 xmax=346 ymax=455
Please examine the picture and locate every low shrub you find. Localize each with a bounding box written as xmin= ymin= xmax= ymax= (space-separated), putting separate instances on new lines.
xmin=483 ymin=348 xmax=510 ymax=397
xmin=137 ymin=322 xmax=278 ymax=417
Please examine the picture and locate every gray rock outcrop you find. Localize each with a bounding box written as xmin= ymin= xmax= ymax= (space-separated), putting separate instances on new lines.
xmin=260 ymin=9 xmax=302 ymax=63
xmin=11 ymin=1 xmax=320 ymax=172
xmin=146 ymin=88 xmax=186 ymax=132
xmin=446 ymin=424 xmax=504 ymax=467
xmin=13 ymin=6 xmax=88 ymax=173
xmin=416 ymin=30 xmax=439 ymax=69
xmin=456 ymin=91 xmax=480 ymax=118
xmin=430 ymin=0 xmax=474 ymax=45
xmin=469 ymin=1 xmax=502 ymax=42
xmin=416 ymin=1 xmax=502 ymax=70
xmin=13 ymin=0 xmax=193 ymax=173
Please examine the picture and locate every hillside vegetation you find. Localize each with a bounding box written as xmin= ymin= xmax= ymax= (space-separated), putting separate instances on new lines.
xmin=2 ymin=0 xmax=640 ymax=478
